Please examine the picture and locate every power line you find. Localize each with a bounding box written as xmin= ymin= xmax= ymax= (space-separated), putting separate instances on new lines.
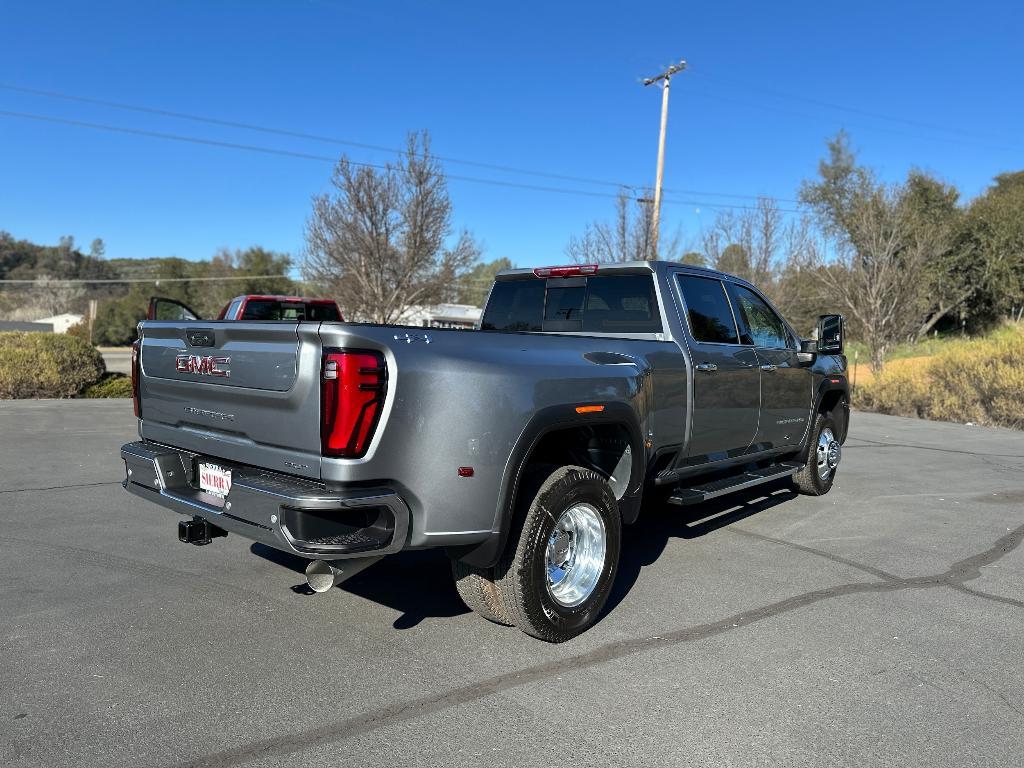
xmin=0 ymin=109 xmax=806 ymax=213
xmin=684 ymin=87 xmax=1013 ymax=152
xmin=0 ymin=274 xmax=291 ymax=285
xmin=687 ymin=67 xmax=1017 ymax=147
xmin=0 ymin=82 xmax=803 ymax=204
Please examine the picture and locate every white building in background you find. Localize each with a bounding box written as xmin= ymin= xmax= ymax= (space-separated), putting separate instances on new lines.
xmin=398 ymin=303 xmax=482 ymax=329
xmin=35 ymin=313 xmax=84 ymax=334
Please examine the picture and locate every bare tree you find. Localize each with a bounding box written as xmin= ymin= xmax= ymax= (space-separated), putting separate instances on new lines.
xmin=702 ymin=197 xmax=782 ymax=287
xmin=304 ymin=132 xmax=480 ymax=323
xmin=31 ymin=275 xmax=83 ymax=317
xmin=767 ymin=217 xmax=832 ymax=336
xmin=566 ymin=190 xmax=682 ymax=263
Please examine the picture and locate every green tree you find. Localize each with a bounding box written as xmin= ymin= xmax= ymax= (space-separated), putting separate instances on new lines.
xmin=800 ymin=132 xmax=954 ymax=371
xmin=716 ymin=243 xmax=750 ymax=276
xmin=902 ymin=171 xmax=962 ymax=338
xmin=457 ymin=257 xmax=513 ymax=307
xmin=952 ymin=171 xmax=1024 ymax=325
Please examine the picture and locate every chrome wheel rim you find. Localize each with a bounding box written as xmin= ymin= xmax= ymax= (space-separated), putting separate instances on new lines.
xmin=816 ymin=427 xmax=841 ymax=480
xmin=545 ymin=502 xmax=606 ymax=608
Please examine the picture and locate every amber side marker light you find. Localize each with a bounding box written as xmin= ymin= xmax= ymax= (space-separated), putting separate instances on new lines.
xmin=575 ymin=405 xmax=605 ymax=414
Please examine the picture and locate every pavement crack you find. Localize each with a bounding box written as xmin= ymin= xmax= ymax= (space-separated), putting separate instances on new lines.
xmin=729 ymin=527 xmax=903 ymax=583
xmin=166 ymin=523 xmax=1024 ymax=768
xmin=843 ymin=437 xmax=1024 ymax=459
xmin=732 ymin=523 xmax=1024 ymax=610
xmin=949 ymin=583 xmax=1024 ymax=610
xmin=0 ymin=480 xmax=121 ymax=495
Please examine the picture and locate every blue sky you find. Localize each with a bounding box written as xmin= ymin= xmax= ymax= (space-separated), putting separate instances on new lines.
xmin=1 ymin=0 xmax=1021 ymax=271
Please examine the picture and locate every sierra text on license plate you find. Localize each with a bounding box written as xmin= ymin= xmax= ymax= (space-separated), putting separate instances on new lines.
xmin=199 ymin=463 xmax=232 ymax=497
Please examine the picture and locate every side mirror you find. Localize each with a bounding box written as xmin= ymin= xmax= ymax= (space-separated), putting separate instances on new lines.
xmin=816 ymin=314 xmax=844 ymax=354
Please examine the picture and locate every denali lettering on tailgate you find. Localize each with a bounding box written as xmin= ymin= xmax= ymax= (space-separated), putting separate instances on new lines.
xmin=175 ymin=354 xmax=230 ymax=377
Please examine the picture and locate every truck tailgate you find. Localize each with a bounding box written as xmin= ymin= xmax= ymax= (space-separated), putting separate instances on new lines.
xmin=137 ymin=321 xmax=323 ymax=480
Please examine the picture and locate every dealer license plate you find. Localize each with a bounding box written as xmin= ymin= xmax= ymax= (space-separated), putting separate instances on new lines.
xmin=199 ymin=462 xmax=232 ymax=497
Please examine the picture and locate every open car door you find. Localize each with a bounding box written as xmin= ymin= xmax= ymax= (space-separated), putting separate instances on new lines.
xmin=148 ymin=296 xmax=201 ymax=321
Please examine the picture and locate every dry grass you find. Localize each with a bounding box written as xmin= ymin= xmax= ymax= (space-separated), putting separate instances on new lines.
xmin=857 ymin=324 xmax=1024 ymax=429
xmin=849 ymin=356 xmax=933 ymax=387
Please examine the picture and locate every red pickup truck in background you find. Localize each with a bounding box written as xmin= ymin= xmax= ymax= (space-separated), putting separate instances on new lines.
xmin=148 ymin=294 xmax=343 ymax=322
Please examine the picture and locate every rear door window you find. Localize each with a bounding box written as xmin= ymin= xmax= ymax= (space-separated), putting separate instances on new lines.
xmin=677 ymin=275 xmax=740 ymax=344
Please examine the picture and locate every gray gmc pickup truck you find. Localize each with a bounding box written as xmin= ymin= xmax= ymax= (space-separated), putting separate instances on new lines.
xmin=122 ymin=260 xmax=848 ymax=642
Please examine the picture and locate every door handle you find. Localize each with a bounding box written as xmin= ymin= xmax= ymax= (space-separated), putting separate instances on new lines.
xmin=695 ymin=362 xmax=718 ymax=373
xmin=760 ymin=364 xmax=778 ymax=372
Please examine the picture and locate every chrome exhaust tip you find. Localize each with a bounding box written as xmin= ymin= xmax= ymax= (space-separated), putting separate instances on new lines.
xmin=305 ymin=556 xmax=382 ymax=593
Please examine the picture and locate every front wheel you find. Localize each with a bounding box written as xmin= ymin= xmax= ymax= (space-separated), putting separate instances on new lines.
xmin=496 ymin=465 xmax=621 ymax=643
xmin=793 ymin=412 xmax=841 ymax=495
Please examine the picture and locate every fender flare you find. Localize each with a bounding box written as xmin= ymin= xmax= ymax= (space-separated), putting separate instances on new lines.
xmin=799 ymin=375 xmax=850 ymax=462
xmin=453 ymin=402 xmax=646 ymax=569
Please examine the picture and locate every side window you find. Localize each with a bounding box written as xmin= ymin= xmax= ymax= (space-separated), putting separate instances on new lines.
xmin=225 ymin=298 xmax=243 ymax=319
xmin=582 ymin=275 xmax=662 ymax=333
xmin=677 ymin=275 xmax=740 ymax=344
xmin=729 ymin=285 xmax=790 ymax=349
xmin=480 ymin=279 xmax=545 ymax=332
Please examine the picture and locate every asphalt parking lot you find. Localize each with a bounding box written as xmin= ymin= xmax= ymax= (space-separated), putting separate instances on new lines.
xmin=2 ymin=400 xmax=1022 ymax=768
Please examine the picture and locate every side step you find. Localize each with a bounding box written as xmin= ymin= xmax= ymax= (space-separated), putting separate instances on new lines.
xmin=667 ymin=462 xmax=801 ymax=507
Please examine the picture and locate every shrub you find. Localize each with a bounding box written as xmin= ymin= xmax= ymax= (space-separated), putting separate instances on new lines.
xmin=79 ymin=372 xmax=132 ymax=398
xmin=858 ymin=324 xmax=1024 ymax=429
xmin=66 ymin=320 xmax=90 ymax=340
xmin=0 ymin=332 xmax=105 ymax=399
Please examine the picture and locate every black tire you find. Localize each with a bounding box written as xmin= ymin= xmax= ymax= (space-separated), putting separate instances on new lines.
xmin=496 ymin=465 xmax=620 ymax=643
xmin=451 ymin=560 xmax=514 ymax=626
xmin=793 ymin=412 xmax=841 ymax=496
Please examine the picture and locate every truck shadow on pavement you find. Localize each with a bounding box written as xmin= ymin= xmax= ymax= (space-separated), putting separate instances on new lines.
xmin=603 ymin=480 xmax=798 ymax=619
xmin=250 ymin=544 xmax=468 ymax=629
xmin=250 ymin=481 xmax=795 ymax=631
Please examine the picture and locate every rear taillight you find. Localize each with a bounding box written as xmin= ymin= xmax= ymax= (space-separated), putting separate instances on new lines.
xmin=130 ymin=339 xmax=141 ymax=418
xmin=321 ymin=350 xmax=387 ymax=458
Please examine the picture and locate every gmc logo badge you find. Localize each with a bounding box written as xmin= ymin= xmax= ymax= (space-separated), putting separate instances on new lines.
xmin=175 ymin=354 xmax=230 ymax=377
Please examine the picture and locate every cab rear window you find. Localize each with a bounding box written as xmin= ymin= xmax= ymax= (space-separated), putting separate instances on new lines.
xmin=482 ymin=274 xmax=661 ymax=334
xmin=240 ymin=300 xmax=340 ymax=321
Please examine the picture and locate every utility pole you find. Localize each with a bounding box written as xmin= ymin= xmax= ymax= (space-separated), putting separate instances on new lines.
xmin=642 ymin=59 xmax=686 ymax=260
